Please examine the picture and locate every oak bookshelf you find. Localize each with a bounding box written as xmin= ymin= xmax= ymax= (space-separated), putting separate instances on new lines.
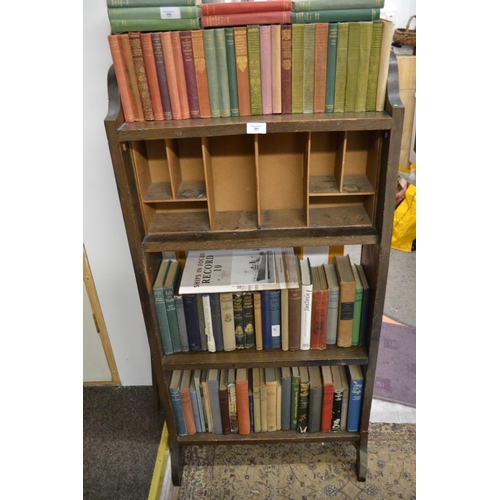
xmin=104 ymin=51 xmax=404 ymax=485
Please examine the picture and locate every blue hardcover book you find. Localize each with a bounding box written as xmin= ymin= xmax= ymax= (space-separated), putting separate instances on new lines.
xmin=210 ymin=293 xmax=225 ymax=351
xmin=270 ymin=289 xmax=281 ymax=349
xmin=164 ymin=260 xmax=182 ymax=353
xmin=190 ymin=373 xmax=202 ymax=433
xmin=182 ymin=293 xmax=202 ymax=351
xmin=153 ymin=260 xmax=173 ymax=355
xmin=174 ymin=292 xmax=190 ymax=352
xmin=261 ymin=290 xmax=272 ymax=351
xmin=346 ymin=365 xmax=364 ymax=432
xmin=169 ymin=370 xmax=187 ymax=436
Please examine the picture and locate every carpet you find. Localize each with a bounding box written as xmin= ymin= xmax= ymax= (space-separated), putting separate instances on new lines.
xmin=175 ymin=423 xmax=416 ymax=500
xmin=373 ymin=322 xmax=416 ymax=407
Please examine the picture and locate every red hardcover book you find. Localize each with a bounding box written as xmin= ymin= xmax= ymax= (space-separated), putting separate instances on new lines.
xmin=191 ymin=30 xmax=212 ymax=118
xmin=107 ymin=35 xmax=135 ymax=123
xmin=179 ymin=31 xmax=201 ymax=119
xmin=117 ymin=34 xmax=144 ymax=122
xmin=320 ymin=365 xmax=334 ymax=432
xmin=180 ymin=370 xmax=197 ymax=435
xmin=202 ymin=11 xmax=291 ymax=28
xmin=310 ymin=265 xmax=329 ymax=350
xmin=128 ymin=32 xmax=155 ymax=121
xmin=219 ymin=369 xmax=232 ymax=435
xmin=260 ymin=25 xmax=272 ymax=115
xmin=236 ymin=368 xmax=251 ymax=435
xmin=202 ymin=0 xmax=292 ymax=16
xmin=140 ymin=33 xmax=166 ymax=121
xmin=280 ymin=24 xmax=292 ymax=115
xmin=171 ymin=31 xmax=191 ymax=120
xmin=233 ymin=26 xmax=251 ymax=117
xmin=151 ymin=32 xmax=173 ymax=121
xmin=160 ymin=32 xmax=182 ymax=120
xmin=271 ymin=25 xmax=282 ymax=114
xmin=313 ymin=23 xmax=329 ymax=113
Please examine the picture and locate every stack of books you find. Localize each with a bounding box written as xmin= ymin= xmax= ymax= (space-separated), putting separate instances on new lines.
xmin=152 ymin=248 xmax=371 ymax=356
xmin=169 ymin=364 xmax=365 ymax=436
xmin=290 ymin=0 xmax=384 ymax=24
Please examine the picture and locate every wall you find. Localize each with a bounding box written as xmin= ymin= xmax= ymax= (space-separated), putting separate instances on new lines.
xmin=83 ymin=0 xmax=416 ymax=386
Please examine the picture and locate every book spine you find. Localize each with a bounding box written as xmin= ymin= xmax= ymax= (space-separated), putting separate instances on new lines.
xmin=252 ymin=370 xmax=261 ymax=433
xmin=288 ymin=287 xmax=302 ymax=351
xmin=354 ymin=22 xmax=373 ymax=112
xmin=270 ymin=290 xmax=281 ymax=349
xmin=352 ymin=283 xmax=363 ymax=347
xmin=191 ymin=30 xmax=212 ymax=118
xmin=180 ymin=385 xmax=197 ymax=435
xmin=209 ymin=293 xmax=224 ymax=351
xmin=160 ymin=31 xmax=183 ymax=120
xmin=170 ymin=384 xmax=187 ymax=436
xmin=151 ymin=33 xmax=173 ymax=120
xmin=232 ymin=292 xmax=245 ymax=349
xmin=190 ymin=384 xmax=202 ymax=433
xmin=332 ymin=386 xmax=343 ymax=431
xmin=203 ymin=29 xmax=221 ymax=118
xmin=313 ymin=23 xmax=329 ymax=113
xmin=179 ymin=30 xmax=201 ymax=119
xmin=291 ymin=373 xmax=300 ymax=430
xmin=321 ymin=383 xmax=334 ymax=432
xmin=249 ymin=388 xmax=254 ymax=433
xmin=236 ymin=375 xmax=251 ymax=435
xmin=165 ymin=286 xmax=182 ymax=354
xmin=208 ymin=373 xmax=223 ymax=434
xmin=182 ymin=294 xmax=202 ymax=351
xmin=280 ymin=24 xmax=292 ymax=115
xmin=375 ymin=19 xmax=394 ymax=111
xmin=219 ymin=381 xmax=231 ymax=435
xmin=220 ymin=292 xmax=236 ymax=351
xmin=108 ymin=6 xmax=201 ymax=20
xmin=300 ymin=282 xmax=313 ymax=350
xmin=302 ymin=23 xmax=316 ymax=114
xmin=202 ymin=1 xmax=292 ymax=16
xmin=233 ymin=27 xmax=251 ymax=117
xmin=308 ymin=383 xmax=322 ymax=433
xmin=344 ymin=22 xmax=361 ymax=113
xmin=347 ymin=372 xmax=364 ymax=432
xmin=108 ymin=0 xmax=199 ymax=6
xmin=242 ymin=292 xmax=256 ymax=349
xmin=171 ymin=31 xmax=191 ymax=119
xmin=224 ymin=28 xmax=240 ymax=117
xmin=174 ymin=295 xmax=190 ymax=352
xmin=259 ymin=25 xmax=273 ymax=116
xmin=291 ymin=23 xmax=304 ymax=114
xmin=365 ymin=20 xmax=383 ymax=111
xmin=202 ymin=293 xmax=216 ymax=352
xmin=326 ymin=287 xmax=339 ymax=345
xmin=228 ymin=377 xmax=239 ymax=433
xmin=281 ymin=375 xmax=291 ymax=430
xmin=215 ymin=28 xmax=231 ymax=117
xmin=260 ymin=373 xmax=268 ymax=432
xmin=129 ymin=32 xmax=155 ymax=121
xmin=154 ymin=287 xmax=174 ymax=355
xmin=247 ymin=25 xmax=263 ymax=116
xmin=253 ymin=291 xmax=263 ymax=350
xmin=337 ymin=278 xmax=355 ymax=348
xmin=297 ymin=379 xmax=310 ymax=433
xmin=292 ymin=0 xmax=384 ymax=10
xmin=110 ymin=18 xmax=201 ymax=33
xmin=193 ymin=371 xmax=206 ymax=432
xmin=310 ymin=289 xmax=329 ymax=350
xmin=291 ymin=9 xmax=380 ymax=24
xmin=266 ymin=380 xmax=277 ymax=432
xmin=261 ymin=290 xmax=271 ymax=351
xmin=196 ymin=294 xmax=208 ymax=351
xmin=333 ymin=23 xmax=349 ymax=113
xmin=108 ymin=35 xmax=135 ymax=123
xmin=271 ymin=24 xmax=282 ymax=114
xmin=325 ymin=23 xmax=338 ymax=113
xmin=201 ymin=372 xmax=213 ymax=432
xmin=280 ymin=289 xmax=289 ymax=351
xmin=201 ymin=11 xmax=291 ymax=28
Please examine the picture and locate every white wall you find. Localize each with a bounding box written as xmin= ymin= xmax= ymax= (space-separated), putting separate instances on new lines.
xmin=82 ymin=0 xmax=416 ymax=386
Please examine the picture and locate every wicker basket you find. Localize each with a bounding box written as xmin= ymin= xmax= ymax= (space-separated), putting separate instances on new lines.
xmin=393 ymin=15 xmax=416 ymax=46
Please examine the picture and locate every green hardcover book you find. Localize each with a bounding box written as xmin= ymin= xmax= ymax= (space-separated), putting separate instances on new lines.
xmin=215 ymin=28 xmax=231 ymax=118
xmin=247 ymin=25 xmax=263 ymax=116
xmin=333 ymin=22 xmax=349 ymax=112
xmin=302 ymin=23 xmax=315 ymax=114
xmin=203 ymin=29 xmax=221 ymax=118
xmin=292 ymin=0 xmax=385 ymax=11
xmin=344 ymin=22 xmax=361 ymax=113
xmin=354 ymin=22 xmax=373 ymax=112
xmin=164 ymin=260 xmax=182 ymax=353
xmin=110 ymin=18 xmax=201 ymax=33
xmin=225 ymin=28 xmax=240 ymax=117
xmin=153 ymin=260 xmax=173 ymax=355
xmin=325 ymin=23 xmax=338 ymax=113
xmin=290 ymin=366 xmax=300 ymax=430
xmin=291 ymin=9 xmax=380 ymax=24
xmin=107 ymin=0 xmax=199 ymax=6
xmin=291 ymin=23 xmax=304 ymax=114
xmin=365 ymin=20 xmax=383 ymax=111
xmin=108 ymin=6 xmax=201 ymax=20
xmin=351 ymin=264 xmax=363 ymax=346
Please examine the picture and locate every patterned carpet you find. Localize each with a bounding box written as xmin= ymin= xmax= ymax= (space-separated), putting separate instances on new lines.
xmin=174 ymin=423 xmax=416 ymax=500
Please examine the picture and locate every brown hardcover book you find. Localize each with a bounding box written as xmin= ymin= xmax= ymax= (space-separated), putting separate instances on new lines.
xmin=280 ymin=24 xmax=292 ymax=115
xmin=160 ymin=32 xmax=182 ymax=120
xmin=108 ymin=35 xmax=135 ymax=123
xmin=191 ymin=30 xmax=212 ymax=118
xmin=236 ymin=368 xmax=251 ymax=435
xmin=179 ymin=31 xmax=201 ymax=119
xmin=202 ymin=1 xmax=292 ymax=16
xmin=140 ymin=33 xmax=165 ymax=121
xmin=202 ymin=11 xmax=291 ymax=28
xmin=201 ymin=369 xmax=213 ymax=433
xmin=129 ymin=32 xmax=154 ymax=121
xmin=233 ymin=27 xmax=251 ymax=117
xmin=151 ymin=32 xmax=173 ymax=120
xmin=265 ymin=367 xmax=277 ymax=432
xmin=310 ymin=265 xmax=329 ymax=350
xmin=375 ymin=19 xmax=394 ymax=111
xmin=253 ymin=291 xmax=263 ymax=350
xmin=335 ymin=255 xmax=356 ymax=347
xmin=180 ymin=370 xmax=197 ymax=435
xmin=320 ymin=365 xmax=334 ymax=432
xmin=271 ymin=24 xmax=282 ymax=114
xmin=219 ymin=368 xmax=231 ymax=435
xmin=313 ymin=23 xmax=329 ymax=113
xmin=252 ymin=367 xmax=261 ymax=432
xmin=117 ymin=34 xmax=144 ymax=122
xmin=171 ymin=31 xmax=191 ymax=120
xmin=288 ymin=286 xmax=302 ymax=351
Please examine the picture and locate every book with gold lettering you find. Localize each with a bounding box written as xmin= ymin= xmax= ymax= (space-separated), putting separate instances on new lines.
xmin=234 ymin=26 xmax=251 ymax=116
xmin=247 ymin=25 xmax=263 ymax=116
xmin=280 ymin=24 xmax=293 ymax=114
xmin=191 ymin=29 xmax=212 ymax=118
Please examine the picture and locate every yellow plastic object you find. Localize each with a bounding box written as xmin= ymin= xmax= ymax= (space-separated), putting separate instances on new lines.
xmin=391 ymin=183 xmax=416 ymax=252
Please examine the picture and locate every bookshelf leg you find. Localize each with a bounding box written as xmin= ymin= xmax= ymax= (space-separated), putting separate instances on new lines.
xmin=356 ymin=437 xmax=368 ymax=482
xmin=170 ymin=444 xmax=184 ymax=487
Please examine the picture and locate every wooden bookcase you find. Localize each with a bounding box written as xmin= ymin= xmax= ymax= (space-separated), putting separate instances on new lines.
xmin=104 ymin=52 xmax=404 ymax=485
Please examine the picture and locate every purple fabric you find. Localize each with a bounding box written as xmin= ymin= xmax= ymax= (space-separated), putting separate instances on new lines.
xmin=373 ymin=322 xmax=416 ymax=407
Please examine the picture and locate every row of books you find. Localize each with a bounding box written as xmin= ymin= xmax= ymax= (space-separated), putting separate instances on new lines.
xmin=108 ymin=19 xmax=394 ymax=123
xmin=153 ymin=248 xmax=371 ymax=355
xmin=107 ymin=0 xmax=386 ymax=33
xmin=170 ymin=364 xmax=365 ymax=436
